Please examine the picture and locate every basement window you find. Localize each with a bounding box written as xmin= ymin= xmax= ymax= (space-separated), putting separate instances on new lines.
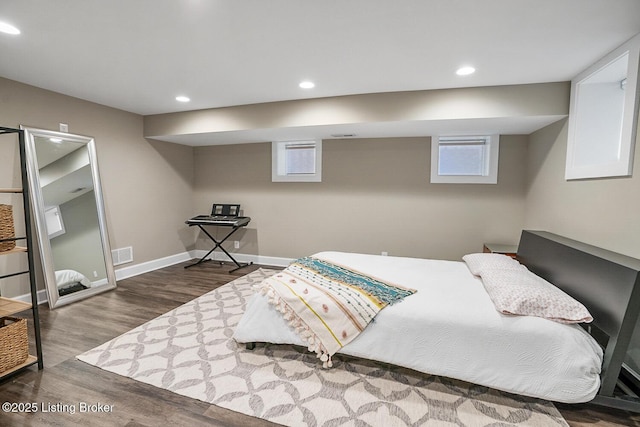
xmin=272 ymin=140 xmax=322 ymax=182
xmin=45 ymin=205 xmax=66 ymax=238
xmin=430 ymin=135 xmax=499 ymax=184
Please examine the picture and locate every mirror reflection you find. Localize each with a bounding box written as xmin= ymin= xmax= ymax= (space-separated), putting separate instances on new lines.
xmin=22 ymin=127 xmax=116 ymax=308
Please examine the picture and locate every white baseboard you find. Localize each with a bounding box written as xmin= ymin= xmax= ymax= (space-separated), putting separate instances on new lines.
xmin=37 ymin=289 xmax=47 ymax=305
xmin=114 ymin=250 xmax=292 ymax=280
xmin=114 ymin=250 xmax=198 ymax=280
xmin=11 ymin=250 xmax=293 ymax=304
xmin=91 ymin=278 xmax=108 ymax=287
xmin=10 ymin=288 xmax=48 ymax=306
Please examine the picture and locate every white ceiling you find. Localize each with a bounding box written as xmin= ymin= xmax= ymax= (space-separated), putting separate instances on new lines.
xmin=1 ymin=0 xmax=640 ymax=142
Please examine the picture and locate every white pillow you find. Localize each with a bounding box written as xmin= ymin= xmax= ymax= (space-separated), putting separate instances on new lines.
xmin=462 ymin=253 xmax=523 ymax=276
xmin=55 ymin=269 xmax=91 ymax=288
xmin=480 ymin=268 xmax=593 ymax=324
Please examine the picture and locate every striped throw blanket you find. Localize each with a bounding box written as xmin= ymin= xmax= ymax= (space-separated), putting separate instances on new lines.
xmin=257 ymin=256 xmax=417 ymax=367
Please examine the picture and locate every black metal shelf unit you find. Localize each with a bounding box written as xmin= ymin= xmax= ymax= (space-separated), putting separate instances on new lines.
xmin=0 ymin=126 xmax=43 ymax=378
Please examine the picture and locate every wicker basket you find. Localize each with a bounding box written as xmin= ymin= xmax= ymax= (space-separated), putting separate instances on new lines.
xmin=0 ymin=317 xmax=29 ymax=373
xmin=0 ymin=204 xmax=16 ymax=252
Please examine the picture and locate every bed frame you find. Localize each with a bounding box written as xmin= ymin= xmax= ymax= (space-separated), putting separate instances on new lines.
xmin=518 ymin=230 xmax=640 ymax=412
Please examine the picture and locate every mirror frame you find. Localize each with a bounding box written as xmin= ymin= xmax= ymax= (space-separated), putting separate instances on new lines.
xmin=566 ymin=33 xmax=640 ymax=180
xmin=21 ymin=126 xmax=116 ymax=308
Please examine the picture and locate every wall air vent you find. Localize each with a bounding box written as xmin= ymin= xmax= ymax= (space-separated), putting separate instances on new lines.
xmin=112 ymin=246 xmax=133 ymax=266
xmin=330 ymin=133 xmax=357 ymax=138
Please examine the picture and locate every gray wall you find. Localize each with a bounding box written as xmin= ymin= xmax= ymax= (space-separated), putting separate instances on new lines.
xmin=193 ymin=136 xmax=528 ymax=261
xmin=0 ymin=77 xmax=194 ymax=296
xmin=524 ymin=116 xmax=640 ymax=259
xmin=50 ymin=191 xmax=107 ymax=282
xmin=4 ymin=73 xmax=638 ymax=301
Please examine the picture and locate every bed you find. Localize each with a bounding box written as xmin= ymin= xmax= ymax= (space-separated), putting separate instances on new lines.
xmin=55 ymin=269 xmax=92 ymax=295
xmin=233 ymin=230 xmax=640 ymax=411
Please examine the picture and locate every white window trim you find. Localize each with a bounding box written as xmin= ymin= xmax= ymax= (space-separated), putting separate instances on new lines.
xmin=44 ymin=205 xmax=66 ymax=238
xmin=272 ymin=140 xmax=322 ymax=182
xmin=430 ymin=134 xmax=499 ymax=184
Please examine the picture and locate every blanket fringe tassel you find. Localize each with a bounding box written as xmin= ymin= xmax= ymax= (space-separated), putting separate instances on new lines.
xmin=257 ymin=284 xmax=334 ymax=368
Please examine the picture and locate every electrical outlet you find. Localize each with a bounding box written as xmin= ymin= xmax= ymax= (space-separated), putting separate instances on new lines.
xmin=381 ymin=251 xmax=388 ymax=256
xmin=234 ymin=241 xmax=240 ymax=249
xmin=59 ymin=123 xmax=68 ymax=132
xmin=93 ymin=271 xmax=98 ymax=278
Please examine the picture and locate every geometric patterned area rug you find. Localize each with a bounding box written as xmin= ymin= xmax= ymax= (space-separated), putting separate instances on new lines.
xmin=77 ymin=269 xmax=569 ymax=427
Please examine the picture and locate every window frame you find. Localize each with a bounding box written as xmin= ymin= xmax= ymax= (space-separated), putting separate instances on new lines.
xmin=44 ymin=205 xmax=66 ymax=238
xmin=430 ymin=134 xmax=499 ymax=184
xmin=272 ymin=140 xmax=322 ymax=182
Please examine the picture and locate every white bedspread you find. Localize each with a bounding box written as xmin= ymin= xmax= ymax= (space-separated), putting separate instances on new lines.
xmin=55 ymin=269 xmax=92 ymax=289
xmin=233 ymin=251 xmax=603 ymax=403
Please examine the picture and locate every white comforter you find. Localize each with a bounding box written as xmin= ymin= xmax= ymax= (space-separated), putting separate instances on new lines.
xmin=233 ymin=251 xmax=603 ymax=403
xmin=55 ymin=269 xmax=92 ymax=289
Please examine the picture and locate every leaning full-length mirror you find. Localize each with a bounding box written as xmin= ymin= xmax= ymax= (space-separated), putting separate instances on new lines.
xmin=21 ymin=127 xmax=116 ymax=308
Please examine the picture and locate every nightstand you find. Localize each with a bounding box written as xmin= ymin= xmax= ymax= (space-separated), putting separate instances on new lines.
xmin=483 ymin=243 xmax=518 ymax=259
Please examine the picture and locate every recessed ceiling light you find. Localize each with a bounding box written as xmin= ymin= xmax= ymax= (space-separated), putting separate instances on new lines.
xmin=456 ymin=66 xmax=476 ymax=76
xmin=175 ymin=95 xmax=190 ymax=103
xmin=299 ymin=81 xmax=315 ymax=89
xmin=0 ymin=21 xmax=20 ymax=35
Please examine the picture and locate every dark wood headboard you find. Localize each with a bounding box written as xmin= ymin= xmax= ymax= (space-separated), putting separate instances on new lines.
xmin=517 ymin=230 xmax=640 ymax=408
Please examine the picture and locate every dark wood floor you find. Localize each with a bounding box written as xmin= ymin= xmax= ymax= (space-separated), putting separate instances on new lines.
xmin=0 ymin=260 xmax=638 ymax=426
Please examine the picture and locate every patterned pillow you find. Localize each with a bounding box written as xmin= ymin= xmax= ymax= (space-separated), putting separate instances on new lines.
xmin=480 ymin=268 xmax=593 ymax=324
xmin=462 ymin=253 xmax=523 ymax=276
